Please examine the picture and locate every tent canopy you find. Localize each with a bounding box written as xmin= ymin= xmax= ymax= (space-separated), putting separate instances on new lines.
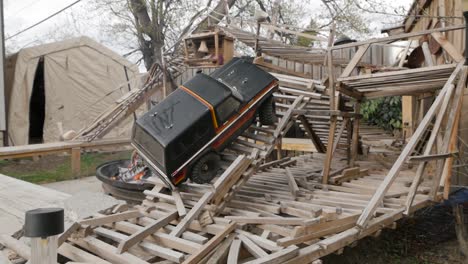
xmin=5 ymin=36 xmax=141 ymax=146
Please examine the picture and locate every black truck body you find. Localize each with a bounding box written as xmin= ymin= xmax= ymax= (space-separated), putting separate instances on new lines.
xmin=132 ymin=58 xmax=278 ymax=187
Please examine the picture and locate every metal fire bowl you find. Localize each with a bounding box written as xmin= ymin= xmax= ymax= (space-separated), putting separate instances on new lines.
xmin=95 ymin=159 xmax=154 ymax=202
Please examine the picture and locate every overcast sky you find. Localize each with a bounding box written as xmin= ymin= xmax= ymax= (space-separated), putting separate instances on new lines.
xmin=3 ymin=0 xmax=412 ymax=65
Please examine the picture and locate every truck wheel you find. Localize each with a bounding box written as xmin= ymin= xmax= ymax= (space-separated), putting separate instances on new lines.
xmin=190 ymin=153 xmax=221 ymax=184
xmin=259 ymin=96 xmax=276 ymax=126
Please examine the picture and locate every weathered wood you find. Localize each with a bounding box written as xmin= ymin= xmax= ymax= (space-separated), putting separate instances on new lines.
xmin=340 ymin=44 xmax=370 ymax=78
xmin=79 ymin=210 xmax=142 ymax=226
xmin=170 ymin=191 xmax=214 ymax=237
xmin=227 ymin=238 xmax=242 ymax=264
xmin=117 ymin=211 xmax=178 ymax=254
xmin=297 ymin=115 xmax=326 ymax=153
xmin=58 ymin=222 xmax=81 ymax=246
xmin=225 ymin=216 xmax=305 ymax=225
xmin=330 ymin=24 xmax=464 ymax=50
xmin=183 ymin=222 xmax=237 ymax=264
xmin=0 ymin=235 xmax=30 ymax=260
xmin=243 ymin=246 xmax=299 ymax=264
xmin=431 ymin=31 xmax=464 ymax=62
xmin=285 ymin=167 xmax=300 ymax=198
xmin=321 ymin=116 xmax=337 ymax=184
xmin=357 ymin=62 xmax=464 ymax=228
xmin=173 ymin=191 xmax=187 ymax=217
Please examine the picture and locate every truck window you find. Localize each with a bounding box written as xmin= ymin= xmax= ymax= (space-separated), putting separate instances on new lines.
xmin=216 ymin=96 xmax=241 ymax=124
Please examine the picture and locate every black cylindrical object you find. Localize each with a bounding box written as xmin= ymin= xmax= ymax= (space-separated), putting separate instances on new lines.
xmin=464 ymin=11 xmax=468 ymax=65
xmin=24 ymin=208 xmax=64 ymax=238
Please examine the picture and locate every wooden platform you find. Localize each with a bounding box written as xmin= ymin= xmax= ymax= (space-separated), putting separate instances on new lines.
xmin=0 ymin=174 xmax=70 ymax=235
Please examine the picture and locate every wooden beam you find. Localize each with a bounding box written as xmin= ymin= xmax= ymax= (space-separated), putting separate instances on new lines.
xmin=285 ymin=167 xmax=300 ymax=198
xmin=297 ymin=115 xmax=326 ymax=153
xmin=431 ymin=32 xmax=464 ymax=62
xmin=117 ymin=211 xmax=178 ymax=254
xmin=79 ymin=210 xmax=141 ymax=226
xmin=330 ymin=24 xmax=465 ymax=50
xmin=357 ymin=62 xmax=464 ymax=228
xmin=332 ymin=118 xmax=349 ymax=155
xmin=227 ymin=238 xmax=242 ymax=264
xmin=170 ymin=191 xmax=214 ymax=237
xmin=407 ymin=152 xmax=458 ymax=163
xmin=321 ymin=116 xmax=338 ymax=184
xmin=340 ymin=44 xmax=370 ymax=78
xmin=183 ymin=222 xmax=237 ymax=264
xmin=350 ymin=102 xmax=360 ymax=167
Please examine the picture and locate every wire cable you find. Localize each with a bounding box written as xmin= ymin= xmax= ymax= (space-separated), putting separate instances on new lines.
xmin=6 ymin=0 xmax=84 ymax=40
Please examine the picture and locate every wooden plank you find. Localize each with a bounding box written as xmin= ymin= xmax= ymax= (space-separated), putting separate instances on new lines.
xmin=0 ymin=138 xmax=130 ymax=159
xmin=58 ymin=222 xmax=81 ymax=246
xmin=297 ymin=115 xmax=326 ymax=153
xmin=173 ymin=191 xmax=187 ymax=217
xmin=79 ymin=210 xmax=141 ymax=226
xmin=206 ymin=234 xmax=235 ymax=264
xmin=421 ymin=41 xmax=434 ymax=66
xmin=244 ymin=246 xmax=299 ymax=264
xmin=238 ymin=233 xmax=268 ymax=258
xmin=407 ymin=152 xmax=458 ymax=163
xmin=225 ymin=216 xmax=305 ymax=225
xmin=330 ymin=167 xmax=361 ymax=184
xmin=431 ymin=32 xmax=464 ymax=62
xmin=183 ymin=222 xmax=237 ymax=264
xmin=70 ymin=236 xmax=149 ymax=264
xmin=139 ymin=241 xmax=185 ymax=263
xmin=274 ymin=96 xmax=304 ymax=138
xmin=330 ymin=24 xmax=465 ymax=50
xmin=0 ymin=235 xmax=30 ymax=260
xmin=59 ymin=243 xmax=112 ymax=264
xmin=170 ymin=191 xmax=214 ymax=237
xmin=227 ymin=238 xmax=242 ymax=264
xmin=285 ymin=167 xmax=300 ymax=198
xmin=340 ymin=44 xmax=370 ymax=78
xmin=117 ymin=211 xmax=178 ymax=253
xmin=321 ymin=116 xmax=337 ymax=184
xmin=357 ymin=62 xmax=464 ymax=228
xmin=332 ymin=118 xmax=348 ymax=154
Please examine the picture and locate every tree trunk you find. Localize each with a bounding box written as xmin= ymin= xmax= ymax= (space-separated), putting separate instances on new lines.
xmin=194 ymin=0 xmax=237 ymax=32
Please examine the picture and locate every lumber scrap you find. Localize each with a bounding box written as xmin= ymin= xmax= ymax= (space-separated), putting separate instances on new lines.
xmin=183 ymin=222 xmax=236 ymax=264
xmin=170 ymin=191 xmax=214 ymax=237
xmin=117 ymin=211 xmax=178 ymax=253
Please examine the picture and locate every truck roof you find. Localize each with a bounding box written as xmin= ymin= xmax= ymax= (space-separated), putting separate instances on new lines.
xmin=210 ymin=57 xmax=278 ymax=103
xmin=135 ymin=88 xmax=210 ymax=147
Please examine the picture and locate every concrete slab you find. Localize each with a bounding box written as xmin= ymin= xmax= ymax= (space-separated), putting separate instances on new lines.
xmin=42 ymin=176 xmax=102 ymax=195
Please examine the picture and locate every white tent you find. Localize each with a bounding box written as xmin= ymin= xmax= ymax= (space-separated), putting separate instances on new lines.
xmin=5 ymin=36 xmax=141 ymax=146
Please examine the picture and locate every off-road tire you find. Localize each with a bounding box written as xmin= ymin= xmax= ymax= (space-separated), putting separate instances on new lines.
xmin=190 ymin=153 xmax=221 ymax=184
xmin=259 ymin=96 xmax=276 ymax=126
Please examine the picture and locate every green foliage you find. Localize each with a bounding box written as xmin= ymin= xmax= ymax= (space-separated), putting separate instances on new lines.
xmin=361 ymin=96 xmax=402 ymax=131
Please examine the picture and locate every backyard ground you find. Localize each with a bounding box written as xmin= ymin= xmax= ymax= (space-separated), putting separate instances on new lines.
xmin=0 ymin=150 xmax=132 ymax=184
xmin=0 ymin=153 xmax=467 ymax=264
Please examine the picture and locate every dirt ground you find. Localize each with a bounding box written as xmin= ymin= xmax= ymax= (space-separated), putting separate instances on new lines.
xmin=325 ymin=192 xmax=468 ymax=264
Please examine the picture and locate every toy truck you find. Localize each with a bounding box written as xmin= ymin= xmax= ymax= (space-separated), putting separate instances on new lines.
xmin=131 ymin=58 xmax=278 ymax=188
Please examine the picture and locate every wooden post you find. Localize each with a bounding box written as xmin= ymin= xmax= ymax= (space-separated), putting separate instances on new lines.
xmin=321 ymin=25 xmax=336 ymax=184
xmin=350 ymin=102 xmax=361 ymax=167
xmin=346 ymin=118 xmax=352 ymax=164
xmin=322 ymin=117 xmax=337 ymax=184
xmin=71 ymin=147 xmax=81 ymax=178
xmin=215 ymin=31 xmax=220 ymax=66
